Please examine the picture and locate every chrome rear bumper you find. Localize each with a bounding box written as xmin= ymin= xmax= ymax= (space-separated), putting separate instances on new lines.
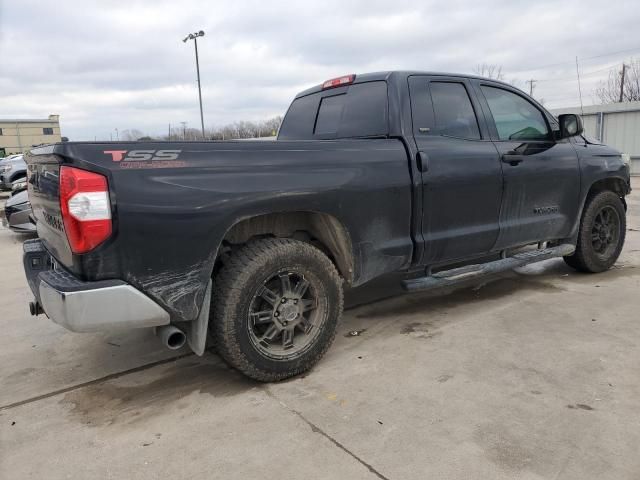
xmin=24 ymin=239 xmax=170 ymax=332
xmin=39 ymin=281 xmax=170 ymax=332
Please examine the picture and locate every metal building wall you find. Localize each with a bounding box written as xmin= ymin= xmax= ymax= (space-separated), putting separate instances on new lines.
xmin=602 ymin=111 xmax=640 ymax=159
xmin=551 ymin=102 xmax=640 ymax=175
xmin=581 ymin=115 xmax=598 ymax=139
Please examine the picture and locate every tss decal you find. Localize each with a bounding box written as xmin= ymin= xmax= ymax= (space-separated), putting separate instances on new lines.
xmin=104 ymin=150 xmax=182 ymax=162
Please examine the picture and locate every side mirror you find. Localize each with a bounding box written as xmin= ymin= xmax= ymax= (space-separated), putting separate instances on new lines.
xmin=557 ymin=114 xmax=583 ymax=139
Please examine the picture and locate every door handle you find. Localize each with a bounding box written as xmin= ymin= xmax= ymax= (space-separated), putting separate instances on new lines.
xmin=416 ymin=151 xmax=429 ymax=172
xmin=501 ymin=153 xmax=524 ymax=166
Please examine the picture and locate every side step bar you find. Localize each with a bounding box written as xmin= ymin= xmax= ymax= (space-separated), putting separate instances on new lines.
xmin=402 ymin=244 xmax=575 ymax=292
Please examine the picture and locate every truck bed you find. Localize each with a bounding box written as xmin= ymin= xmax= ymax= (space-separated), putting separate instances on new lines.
xmin=26 ymin=139 xmax=414 ymax=322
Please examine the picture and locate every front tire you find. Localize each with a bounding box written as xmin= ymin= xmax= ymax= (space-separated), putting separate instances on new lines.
xmin=211 ymin=238 xmax=343 ymax=381
xmin=564 ymin=190 xmax=626 ymax=273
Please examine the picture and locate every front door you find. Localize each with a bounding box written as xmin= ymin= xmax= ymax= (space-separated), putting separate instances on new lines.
xmin=473 ymin=82 xmax=581 ymax=249
xmin=409 ymin=76 xmax=503 ymax=265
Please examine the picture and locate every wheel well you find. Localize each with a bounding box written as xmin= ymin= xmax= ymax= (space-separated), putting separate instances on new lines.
xmin=220 ymin=212 xmax=354 ymax=284
xmin=587 ymin=177 xmax=628 ymax=209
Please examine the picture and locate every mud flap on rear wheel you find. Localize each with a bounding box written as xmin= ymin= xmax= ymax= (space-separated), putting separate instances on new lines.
xmin=185 ymin=280 xmax=212 ymax=356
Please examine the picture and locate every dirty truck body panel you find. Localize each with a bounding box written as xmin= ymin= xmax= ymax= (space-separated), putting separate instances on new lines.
xmin=26 ymin=139 xmax=413 ymax=322
xmin=23 ymin=70 xmax=630 ymax=342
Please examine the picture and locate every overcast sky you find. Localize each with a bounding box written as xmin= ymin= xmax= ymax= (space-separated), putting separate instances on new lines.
xmin=1 ymin=0 xmax=638 ymax=140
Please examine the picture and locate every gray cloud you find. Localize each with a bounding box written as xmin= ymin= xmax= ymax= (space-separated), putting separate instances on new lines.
xmin=1 ymin=0 xmax=639 ymax=139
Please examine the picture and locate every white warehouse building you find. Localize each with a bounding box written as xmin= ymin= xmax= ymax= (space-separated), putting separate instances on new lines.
xmin=551 ymin=101 xmax=640 ymax=175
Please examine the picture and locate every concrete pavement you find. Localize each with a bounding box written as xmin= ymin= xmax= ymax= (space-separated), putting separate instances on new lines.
xmin=1 ymin=180 xmax=639 ymax=479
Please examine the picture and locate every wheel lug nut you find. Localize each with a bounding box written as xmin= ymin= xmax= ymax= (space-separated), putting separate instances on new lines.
xmin=274 ymin=312 xmax=279 ymax=317
xmin=294 ymin=299 xmax=298 ymax=304
xmin=281 ymin=298 xmax=287 ymax=303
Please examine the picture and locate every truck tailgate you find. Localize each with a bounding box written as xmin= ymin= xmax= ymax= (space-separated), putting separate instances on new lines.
xmin=26 ymin=150 xmax=75 ymax=268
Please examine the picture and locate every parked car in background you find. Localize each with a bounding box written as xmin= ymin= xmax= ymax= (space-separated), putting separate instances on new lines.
xmin=0 ymin=154 xmax=27 ymax=190
xmin=3 ymin=187 xmax=35 ymax=233
xmin=1 ymin=154 xmax=23 ymax=161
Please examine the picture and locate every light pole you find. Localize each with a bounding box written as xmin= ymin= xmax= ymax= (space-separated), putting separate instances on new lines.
xmin=183 ymin=30 xmax=206 ymax=139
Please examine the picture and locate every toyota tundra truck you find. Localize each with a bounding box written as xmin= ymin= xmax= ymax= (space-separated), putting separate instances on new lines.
xmin=22 ymin=71 xmax=631 ymax=381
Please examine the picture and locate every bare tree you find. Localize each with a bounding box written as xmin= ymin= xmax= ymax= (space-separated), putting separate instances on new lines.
xmin=595 ymin=58 xmax=640 ymax=103
xmin=262 ymin=116 xmax=283 ymax=136
xmin=120 ymin=129 xmax=145 ymax=141
xmin=474 ymin=63 xmax=505 ymax=80
xmin=116 ymin=116 xmax=284 ymax=142
xmin=203 ymin=116 xmax=283 ymax=140
xmin=472 ymin=64 xmax=528 ymax=95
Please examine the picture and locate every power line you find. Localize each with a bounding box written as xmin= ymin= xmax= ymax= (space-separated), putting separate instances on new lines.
xmin=536 ymin=61 xmax=623 ymax=83
xmin=512 ymin=46 xmax=640 ymax=73
xmin=583 ymin=47 xmax=640 ymax=62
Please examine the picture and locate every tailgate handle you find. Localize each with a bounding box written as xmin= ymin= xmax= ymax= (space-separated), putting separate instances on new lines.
xmin=416 ymin=151 xmax=429 ymax=172
xmin=501 ymin=152 xmax=524 ymax=166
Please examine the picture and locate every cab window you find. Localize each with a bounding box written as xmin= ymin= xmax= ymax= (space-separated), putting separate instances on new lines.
xmin=481 ymin=86 xmax=549 ymax=141
xmin=429 ymin=82 xmax=481 ymax=140
xmin=279 ymin=81 xmax=388 ymax=140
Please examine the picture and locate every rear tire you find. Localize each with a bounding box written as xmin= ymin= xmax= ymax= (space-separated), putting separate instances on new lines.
xmin=211 ymin=238 xmax=343 ymax=381
xmin=564 ymin=191 xmax=626 ymax=273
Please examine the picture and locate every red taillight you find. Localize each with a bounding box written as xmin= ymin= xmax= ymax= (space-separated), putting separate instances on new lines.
xmin=322 ymin=74 xmax=356 ymax=90
xmin=59 ymin=166 xmax=112 ymax=254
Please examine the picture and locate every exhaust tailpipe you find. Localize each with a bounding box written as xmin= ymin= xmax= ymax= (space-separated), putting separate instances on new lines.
xmin=157 ymin=325 xmax=187 ymax=350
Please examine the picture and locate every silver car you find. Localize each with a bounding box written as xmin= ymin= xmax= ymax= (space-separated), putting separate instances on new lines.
xmin=2 ymin=188 xmax=35 ymax=233
xmin=0 ymin=155 xmax=27 ymax=190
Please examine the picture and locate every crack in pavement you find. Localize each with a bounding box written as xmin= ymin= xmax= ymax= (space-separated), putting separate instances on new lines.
xmin=265 ymin=388 xmax=391 ymax=480
xmin=0 ymin=352 xmax=194 ymax=412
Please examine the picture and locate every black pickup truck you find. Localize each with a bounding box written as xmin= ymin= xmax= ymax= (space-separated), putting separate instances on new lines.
xmin=23 ymin=71 xmax=631 ymax=381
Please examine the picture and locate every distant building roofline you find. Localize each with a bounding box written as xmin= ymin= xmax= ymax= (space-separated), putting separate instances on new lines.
xmin=0 ymin=114 xmax=60 ymax=123
xmin=550 ymin=101 xmax=640 ymax=115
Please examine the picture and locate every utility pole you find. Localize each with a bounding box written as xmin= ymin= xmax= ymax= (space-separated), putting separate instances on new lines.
xmin=168 ymin=123 xmax=171 ymax=140
xmin=181 ymin=121 xmax=187 ymax=140
xmin=526 ymin=79 xmax=536 ymax=96
xmin=183 ymin=30 xmax=206 ymax=139
xmin=619 ymin=63 xmax=627 ymax=102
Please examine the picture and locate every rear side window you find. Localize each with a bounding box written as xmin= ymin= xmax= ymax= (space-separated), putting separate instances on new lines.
xmin=429 ymin=82 xmax=480 ymax=140
xmin=481 ymin=86 xmax=549 ymax=141
xmin=315 ymin=95 xmax=344 ymax=135
xmin=278 ymin=81 xmax=388 ymax=140
xmin=276 ymin=94 xmax=317 ymax=140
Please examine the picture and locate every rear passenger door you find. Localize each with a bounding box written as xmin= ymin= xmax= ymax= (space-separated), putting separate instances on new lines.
xmin=472 ymin=81 xmax=580 ymax=249
xmin=409 ymin=76 xmax=503 ymax=265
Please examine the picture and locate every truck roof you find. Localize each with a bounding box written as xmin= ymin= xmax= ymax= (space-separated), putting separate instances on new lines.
xmin=294 ymin=70 xmax=517 ymax=99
